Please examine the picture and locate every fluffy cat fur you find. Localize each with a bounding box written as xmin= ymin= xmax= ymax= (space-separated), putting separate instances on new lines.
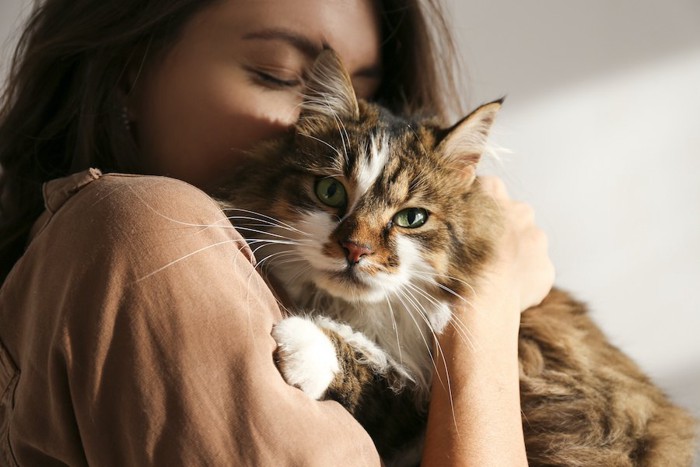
xmin=215 ymin=50 xmax=696 ymax=466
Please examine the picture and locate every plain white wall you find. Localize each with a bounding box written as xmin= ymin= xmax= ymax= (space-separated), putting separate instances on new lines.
xmin=448 ymin=0 xmax=700 ymax=432
xmin=2 ymin=0 xmax=698 ymax=453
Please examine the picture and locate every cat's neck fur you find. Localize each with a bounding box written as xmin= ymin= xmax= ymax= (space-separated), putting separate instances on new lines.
xmin=273 ymin=265 xmax=451 ymax=394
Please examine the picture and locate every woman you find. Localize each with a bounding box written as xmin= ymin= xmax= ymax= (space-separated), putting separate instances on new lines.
xmin=0 ymin=0 xmax=553 ymax=465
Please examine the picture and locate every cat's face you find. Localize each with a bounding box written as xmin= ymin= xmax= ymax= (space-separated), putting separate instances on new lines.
xmin=224 ymin=51 xmax=500 ymax=306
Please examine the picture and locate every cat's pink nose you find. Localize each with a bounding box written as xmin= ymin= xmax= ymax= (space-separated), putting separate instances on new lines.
xmin=341 ymin=240 xmax=373 ymax=265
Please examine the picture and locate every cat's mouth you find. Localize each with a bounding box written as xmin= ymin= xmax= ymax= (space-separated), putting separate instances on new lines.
xmin=333 ymin=267 xmax=368 ymax=285
xmin=313 ymin=266 xmax=386 ymax=302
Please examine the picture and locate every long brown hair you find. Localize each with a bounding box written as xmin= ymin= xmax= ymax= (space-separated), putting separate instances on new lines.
xmin=0 ymin=0 xmax=463 ymax=281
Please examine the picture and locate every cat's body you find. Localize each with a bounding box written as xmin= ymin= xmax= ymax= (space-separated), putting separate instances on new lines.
xmin=216 ymin=51 xmax=696 ymax=466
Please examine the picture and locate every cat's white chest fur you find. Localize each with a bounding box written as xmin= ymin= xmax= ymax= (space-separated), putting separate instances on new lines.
xmin=286 ymin=284 xmax=452 ymax=393
xmin=263 ymin=210 xmax=454 ymax=392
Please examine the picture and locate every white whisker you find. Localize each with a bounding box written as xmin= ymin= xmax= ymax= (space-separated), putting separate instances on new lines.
xmin=227 ymin=217 xmax=310 ymax=236
xmin=381 ymin=285 xmax=403 ymax=364
xmin=222 ymin=207 xmax=311 ymax=237
xmin=134 ymin=237 xmax=248 ymax=283
xmin=234 ymin=227 xmax=310 ymax=245
xmin=403 ymin=282 xmax=478 ymax=353
xmin=393 ymin=288 xmax=435 ymax=374
xmin=298 ymin=131 xmax=343 ymax=156
xmin=400 ymin=285 xmax=461 ymax=435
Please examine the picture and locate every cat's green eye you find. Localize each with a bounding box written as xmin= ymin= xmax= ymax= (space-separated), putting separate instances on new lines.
xmin=393 ymin=208 xmax=428 ymax=229
xmin=315 ymin=178 xmax=347 ymax=208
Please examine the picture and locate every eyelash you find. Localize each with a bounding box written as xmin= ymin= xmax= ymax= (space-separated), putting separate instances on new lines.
xmin=252 ymin=70 xmax=301 ymax=89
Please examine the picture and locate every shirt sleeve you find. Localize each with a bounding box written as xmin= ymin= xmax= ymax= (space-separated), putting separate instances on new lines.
xmin=15 ymin=174 xmax=381 ymax=466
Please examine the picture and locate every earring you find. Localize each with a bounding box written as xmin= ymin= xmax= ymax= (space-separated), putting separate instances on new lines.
xmin=121 ymin=106 xmax=132 ymax=132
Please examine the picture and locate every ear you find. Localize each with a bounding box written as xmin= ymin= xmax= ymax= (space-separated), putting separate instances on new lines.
xmin=436 ymin=98 xmax=503 ymax=184
xmin=297 ymin=49 xmax=360 ymax=133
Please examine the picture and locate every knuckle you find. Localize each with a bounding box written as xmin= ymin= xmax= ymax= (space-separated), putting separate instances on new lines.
xmin=533 ymin=227 xmax=548 ymax=244
xmin=479 ymin=176 xmax=508 ymax=197
xmin=546 ymin=263 xmax=556 ymax=287
xmin=510 ymin=201 xmax=535 ymax=224
xmin=518 ymin=202 xmax=535 ymax=218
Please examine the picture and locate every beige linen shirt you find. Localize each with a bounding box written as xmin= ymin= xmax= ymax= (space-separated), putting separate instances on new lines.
xmin=0 ymin=170 xmax=380 ymax=466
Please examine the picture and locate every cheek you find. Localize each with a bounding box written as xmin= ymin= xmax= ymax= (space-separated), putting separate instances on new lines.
xmin=134 ymin=68 xmax=301 ymax=187
xmin=297 ymin=210 xmax=346 ymax=269
xmin=208 ymin=66 xmax=302 ymax=135
xmin=392 ymin=235 xmax=423 ymax=274
xmin=379 ymin=234 xmax=445 ymax=287
xmin=223 ymin=91 xmax=300 ymax=150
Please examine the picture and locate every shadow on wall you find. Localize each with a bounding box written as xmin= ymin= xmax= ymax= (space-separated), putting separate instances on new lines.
xmin=665 ymin=367 xmax=700 ymax=466
xmin=661 ymin=365 xmax=700 ymax=421
xmin=448 ymin=0 xmax=700 ymax=104
xmin=0 ymin=0 xmax=29 ymax=89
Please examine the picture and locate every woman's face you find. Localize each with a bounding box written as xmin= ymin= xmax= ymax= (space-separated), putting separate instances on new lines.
xmin=129 ymin=0 xmax=381 ymax=189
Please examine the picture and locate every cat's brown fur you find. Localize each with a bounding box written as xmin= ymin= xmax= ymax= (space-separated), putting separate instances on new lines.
xmin=217 ymin=50 xmax=696 ymax=466
xmin=520 ymin=290 xmax=695 ymax=466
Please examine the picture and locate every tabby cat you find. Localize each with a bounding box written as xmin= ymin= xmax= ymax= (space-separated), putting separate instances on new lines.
xmin=216 ymin=50 xmax=696 ymax=466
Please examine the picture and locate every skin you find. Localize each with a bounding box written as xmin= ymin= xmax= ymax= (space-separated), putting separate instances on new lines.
xmin=423 ymin=177 xmax=554 ymax=466
xmin=127 ymin=0 xmax=554 ymax=463
xmin=128 ymin=0 xmax=382 ymax=190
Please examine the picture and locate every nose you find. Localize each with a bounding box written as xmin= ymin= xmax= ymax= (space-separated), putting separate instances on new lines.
xmin=341 ymin=240 xmax=373 ymax=265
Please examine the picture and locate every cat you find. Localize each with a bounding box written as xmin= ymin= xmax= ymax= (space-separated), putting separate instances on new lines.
xmin=215 ymin=50 xmax=696 ymax=466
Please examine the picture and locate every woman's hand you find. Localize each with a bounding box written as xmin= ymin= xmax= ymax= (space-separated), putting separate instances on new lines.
xmin=478 ymin=175 xmax=555 ymax=314
xmin=422 ymin=176 xmax=553 ymax=467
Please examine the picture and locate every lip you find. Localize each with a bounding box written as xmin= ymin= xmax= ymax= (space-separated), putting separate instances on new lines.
xmin=318 ymin=266 xmax=377 ymax=295
xmin=331 ymin=267 xmax=368 ymax=286
xmin=311 ymin=265 xmax=388 ymax=303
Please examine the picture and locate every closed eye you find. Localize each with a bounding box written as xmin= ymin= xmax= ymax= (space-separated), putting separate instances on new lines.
xmin=247 ymin=67 xmax=301 ymax=89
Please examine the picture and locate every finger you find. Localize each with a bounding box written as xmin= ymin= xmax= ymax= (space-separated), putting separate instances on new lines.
xmin=512 ymin=201 xmax=535 ymax=225
xmin=478 ymin=176 xmax=509 ymax=200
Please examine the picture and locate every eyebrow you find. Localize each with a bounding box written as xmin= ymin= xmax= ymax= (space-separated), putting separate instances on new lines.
xmin=242 ymin=28 xmax=382 ymax=80
xmin=242 ymin=28 xmax=322 ymax=58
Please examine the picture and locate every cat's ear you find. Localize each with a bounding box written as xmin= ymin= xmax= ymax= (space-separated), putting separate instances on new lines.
xmin=297 ymin=49 xmax=360 ymax=132
xmin=436 ymin=98 xmax=503 ymax=184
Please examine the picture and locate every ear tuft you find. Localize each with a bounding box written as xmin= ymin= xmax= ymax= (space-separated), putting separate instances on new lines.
xmin=436 ymin=98 xmax=503 ymax=184
xmin=298 ymin=49 xmax=359 ymax=132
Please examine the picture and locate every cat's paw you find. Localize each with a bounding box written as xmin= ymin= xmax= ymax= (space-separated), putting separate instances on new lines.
xmin=271 ymin=316 xmax=340 ymax=400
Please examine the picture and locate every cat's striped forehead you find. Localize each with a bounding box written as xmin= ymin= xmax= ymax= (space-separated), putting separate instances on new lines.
xmin=318 ymin=115 xmax=441 ymax=207
xmin=352 ymin=132 xmax=390 ymax=200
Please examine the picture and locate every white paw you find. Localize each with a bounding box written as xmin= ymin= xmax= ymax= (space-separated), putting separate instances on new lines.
xmin=271 ymin=316 xmax=340 ymax=400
